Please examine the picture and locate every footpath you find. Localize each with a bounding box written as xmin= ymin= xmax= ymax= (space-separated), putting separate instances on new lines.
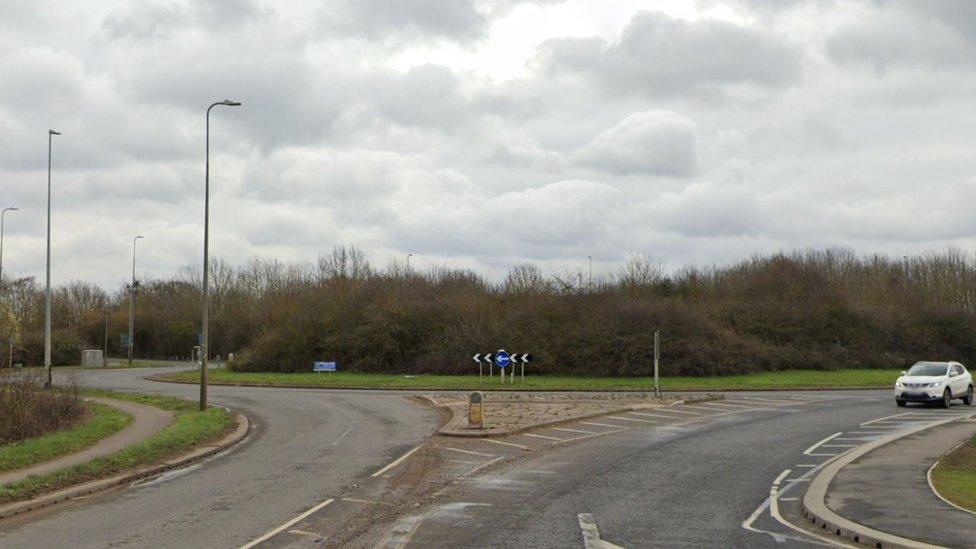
xmin=804 ymin=417 xmax=976 ymax=548
xmin=0 ymin=397 xmax=173 ymax=486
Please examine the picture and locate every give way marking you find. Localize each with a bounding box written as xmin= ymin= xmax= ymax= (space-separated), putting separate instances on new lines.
xmin=577 ymin=513 xmax=624 ymax=549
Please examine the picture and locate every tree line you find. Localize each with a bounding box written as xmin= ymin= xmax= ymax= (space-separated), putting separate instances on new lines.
xmin=2 ymin=246 xmax=976 ymax=376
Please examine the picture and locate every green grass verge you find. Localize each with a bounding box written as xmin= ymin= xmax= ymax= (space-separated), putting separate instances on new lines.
xmin=154 ymin=367 xmax=901 ymax=391
xmin=0 ymin=390 xmax=236 ymax=505
xmin=931 ymin=437 xmax=976 ymax=512
xmin=0 ymin=403 xmax=132 ymax=473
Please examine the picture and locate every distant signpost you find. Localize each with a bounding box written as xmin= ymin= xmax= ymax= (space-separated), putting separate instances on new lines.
xmin=313 ymin=361 xmax=337 ymax=372
xmin=473 ymin=350 xmax=532 ymax=384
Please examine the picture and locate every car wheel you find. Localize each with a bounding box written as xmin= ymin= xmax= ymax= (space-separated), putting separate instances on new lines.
xmin=896 ymin=398 xmax=907 ymax=407
xmin=964 ymin=385 xmax=974 ymax=406
xmin=942 ymin=389 xmax=952 ymax=409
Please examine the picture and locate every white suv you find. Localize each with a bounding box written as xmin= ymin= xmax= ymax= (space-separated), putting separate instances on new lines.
xmin=895 ymin=361 xmax=973 ymax=408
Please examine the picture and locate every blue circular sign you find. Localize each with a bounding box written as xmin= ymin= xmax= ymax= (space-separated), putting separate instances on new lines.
xmin=495 ymin=350 xmax=510 ymax=369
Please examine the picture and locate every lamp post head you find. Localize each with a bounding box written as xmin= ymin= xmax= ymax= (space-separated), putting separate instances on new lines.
xmin=135 ymin=235 xmax=144 ymax=241
xmin=220 ymin=100 xmax=242 ymax=107
xmin=48 ymin=129 xmax=61 ymax=135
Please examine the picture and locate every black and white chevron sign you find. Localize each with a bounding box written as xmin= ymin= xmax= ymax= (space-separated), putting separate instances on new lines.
xmin=472 ymin=352 xmax=532 ymax=364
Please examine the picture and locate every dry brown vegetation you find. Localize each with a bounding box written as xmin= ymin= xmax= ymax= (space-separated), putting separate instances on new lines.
xmin=2 ymin=246 xmax=976 ymax=376
xmin=0 ymin=371 xmax=86 ymax=444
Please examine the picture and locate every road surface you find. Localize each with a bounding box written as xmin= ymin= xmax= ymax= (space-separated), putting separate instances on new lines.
xmin=0 ymin=367 xmax=967 ymax=548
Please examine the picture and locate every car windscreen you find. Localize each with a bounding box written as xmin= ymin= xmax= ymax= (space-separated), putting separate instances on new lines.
xmin=906 ymin=363 xmax=948 ymax=376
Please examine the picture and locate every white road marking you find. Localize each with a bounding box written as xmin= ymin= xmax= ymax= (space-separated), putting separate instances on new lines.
xmin=860 ymin=412 xmax=913 ymax=426
xmin=371 ymin=445 xmax=424 ymax=477
xmin=627 ymin=411 xmax=674 ymax=419
xmin=677 ymin=404 xmax=724 ymax=412
xmin=606 ymin=415 xmax=657 ymax=423
xmin=692 ymin=401 xmax=752 ymax=409
xmin=443 ymin=447 xmax=497 ymax=457
xmin=480 ymin=438 xmax=533 ymax=450
xmin=332 ymin=406 xmax=356 ymax=446
xmin=239 ymin=498 xmax=336 ymax=549
xmin=577 ymin=513 xmax=624 ymax=549
xmin=796 ymin=464 xmax=818 ymax=468
xmin=657 ymin=408 xmax=701 ymax=415
xmin=552 ymin=427 xmax=596 ymax=434
xmin=772 ymin=469 xmax=791 ymax=486
xmin=522 ymin=433 xmax=565 ymax=441
xmin=820 ymin=444 xmax=859 ymax=448
xmin=580 ymin=421 xmax=627 ymax=429
xmin=803 ymin=432 xmax=842 ymax=455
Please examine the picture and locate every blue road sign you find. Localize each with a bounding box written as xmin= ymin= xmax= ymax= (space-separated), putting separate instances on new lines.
xmin=313 ymin=361 xmax=337 ymax=372
xmin=494 ymin=350 xmax=511 ymax=369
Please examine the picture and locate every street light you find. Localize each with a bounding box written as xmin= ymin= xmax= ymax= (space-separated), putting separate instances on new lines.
xmin=128 ymin=235 xmax=143 ymax=367
xmin=406 ymin=253 xmax=413 ymax=272
xmin=0 ymin=207 xmax=18 ymax=288
xmin=200 ymin=99 xmax=241 ymax=411
xmin=44 ymin=129 xmax=60 ymax=389
xmin=103 ymin=308 xmax=109 ymax=368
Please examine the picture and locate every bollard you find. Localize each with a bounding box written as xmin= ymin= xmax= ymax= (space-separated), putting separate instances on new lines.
xmin=468 ymin=391 xmax=484 ymax=429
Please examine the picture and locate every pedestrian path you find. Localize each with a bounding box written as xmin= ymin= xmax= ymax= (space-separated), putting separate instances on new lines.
xmin=0 ymin=397 xmax=174 ymax=486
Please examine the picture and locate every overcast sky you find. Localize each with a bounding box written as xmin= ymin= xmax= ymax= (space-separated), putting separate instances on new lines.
xmin=3 ymin=0 xmax=976 ymax=288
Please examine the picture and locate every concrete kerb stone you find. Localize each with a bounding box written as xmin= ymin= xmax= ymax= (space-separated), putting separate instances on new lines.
xmin=432 ymin=394 xmax=724 ymax=438
xmin=799 ymin=415 xmax=969 ymax=549
xmin=0 ymin=411 xmax=250 ymax=521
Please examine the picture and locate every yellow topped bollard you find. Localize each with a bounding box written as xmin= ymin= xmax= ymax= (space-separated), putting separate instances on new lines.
xmin=468 ymin=391 xmax=484 ymax=429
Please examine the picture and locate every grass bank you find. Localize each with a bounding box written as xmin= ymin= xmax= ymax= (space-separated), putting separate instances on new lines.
xmin=154 ymin=367 xmax=900 ymax=391
xmin=931 ymin=438 xmax=976 ymax=512
xmin=0 ymin=390 xmax=236 ymax=505
xmin=0 ymin=402 xmax=131 ymax=473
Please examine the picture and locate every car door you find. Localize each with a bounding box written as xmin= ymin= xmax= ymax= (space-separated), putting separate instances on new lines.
xmin=950 ymin=364 xmax=966 ymax=395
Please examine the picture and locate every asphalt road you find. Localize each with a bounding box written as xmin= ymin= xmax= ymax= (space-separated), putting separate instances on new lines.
xmin=0 ymin=365 xmax=438 ymax=549
xmin=388 ymin=391 xmax=932 ymax=548
xmin=0 ymin=368 xmax=965 ymax=548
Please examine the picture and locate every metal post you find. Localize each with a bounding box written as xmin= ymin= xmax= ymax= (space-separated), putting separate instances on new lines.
xmin=103 ymin=309 xmax=109 ymax=367
xmin=201 ymin=100 xmax=241 ymax=411
xmin=521 ymin=362 xmax=524 ymax=382
xmin=8 ymin=338 xmax=12 ymax=369
xmin=129 ymin=235 xmax=142 ymax=367
xmin=44 ymin=130 xmax=59 ymax=389
xmin=654 ymin=330 xmax=660 ymax=397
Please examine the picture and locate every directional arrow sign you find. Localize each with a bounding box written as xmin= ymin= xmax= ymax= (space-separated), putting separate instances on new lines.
xmin=495 ymin=350 xmax=511 ymax=369
xmin=473 ymin=353 xmax=482 ymax=363
xmin=521 ymin=353 xmax=533 ymax=363
xmin=484 ymin=353 xmax=493 ymax=364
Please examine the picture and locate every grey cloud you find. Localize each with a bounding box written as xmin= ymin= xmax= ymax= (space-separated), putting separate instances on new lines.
xmin=574 ymin=110 xmax=698 ymax=177
xmin=827 ymin=7 xmax=972 ymax=69
xmin=325 ymin=0 xmax=488 ymax=41
xmin=538 ymin=10 xmax=803 ymax=98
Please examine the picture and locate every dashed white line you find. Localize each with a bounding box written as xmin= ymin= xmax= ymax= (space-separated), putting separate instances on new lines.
xmin=860 ymin=412 xmax=913 ymax=426
xmin=607 ymin=415 xmax=657 ymax=423
xmin=371 ymin=445 xmax=423 ymax=477
xmin=480 ymin=438 xmax=533 ymax=450
xmin=552 ymin=427 xmax=595 ymax=434
xmin=239 ymin=498 xmax=335 ymax=549
xmin=580 ymin=421 xmax=629 ymax=429
xmin=803 ymin=432 xmax=842 ymax=455
xmin=522 ymin=433 xmax=565 ymax=441
xmin=443 ymin=446 xmax=496 ymax=458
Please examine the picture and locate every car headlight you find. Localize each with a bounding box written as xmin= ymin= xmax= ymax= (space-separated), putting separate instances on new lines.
xmin=896 ymin=381 xmax=903 ymax=388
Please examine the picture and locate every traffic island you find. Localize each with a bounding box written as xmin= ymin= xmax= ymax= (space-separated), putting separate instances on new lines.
xmin=800 ymin=416 xmax=976 ymax=548
xmin=0 ymin=391 xmax=249 ymax=519
xmin=430 ymin=392 xmax=722 ymax=437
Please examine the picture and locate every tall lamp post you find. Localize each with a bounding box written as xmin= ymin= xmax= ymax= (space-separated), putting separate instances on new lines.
xmin=200 ymin=100 xmax=241 ymax=411
xmin=406 ymin=253 xmax=413 ymax=272
xmin=0 ymin=207 xmax=18 ymax=288
xmin=103 ymin=308 xmax=109 ymax=368
xmin=44 ymin=129 xmax=60 ymax=389
xmin=128 ymin=235 xmax=143 ymax=367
